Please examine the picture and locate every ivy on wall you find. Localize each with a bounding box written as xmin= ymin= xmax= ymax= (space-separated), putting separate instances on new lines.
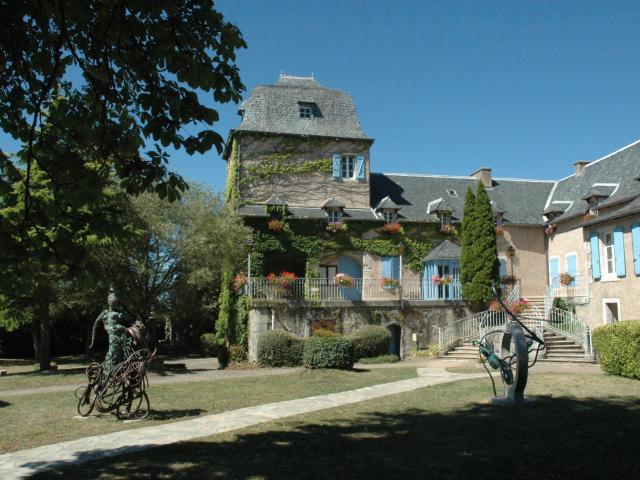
xmin=241 ymin=155 xmax=332 ymax=185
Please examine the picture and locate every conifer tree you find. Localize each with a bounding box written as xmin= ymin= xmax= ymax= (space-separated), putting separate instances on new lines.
xmin=466 ymin=182 xmax=500 ymax=303
xmin=460 ymin=186 xmax=477 ymax=298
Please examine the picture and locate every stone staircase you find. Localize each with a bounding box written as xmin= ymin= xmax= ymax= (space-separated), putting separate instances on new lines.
xmin=442 ymin=329 xmax=595 ymax=363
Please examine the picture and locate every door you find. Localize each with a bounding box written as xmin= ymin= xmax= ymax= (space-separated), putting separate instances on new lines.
xmin=604 ymin=301 xmax=620 ymax=324
xmin=338 ymin=255 xmax=362 ymax=300
xmin=387 ymin=324 xmax=401 ymax=357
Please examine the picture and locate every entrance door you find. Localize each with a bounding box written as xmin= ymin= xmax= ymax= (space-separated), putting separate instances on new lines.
xmin=387 ymin=324 xmax=401 ymax=357
xmin=604 ymin=301 xmax=620 ymax=324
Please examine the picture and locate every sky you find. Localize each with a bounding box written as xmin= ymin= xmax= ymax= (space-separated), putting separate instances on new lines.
xmin=4 ymin=1 xmax=640 ymax=191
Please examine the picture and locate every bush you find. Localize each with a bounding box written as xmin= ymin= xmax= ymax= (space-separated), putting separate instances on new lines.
xmin=358 ymin=354 xmax=400 ymax=364
xmin=217 ymin=343 xmax=230 ymax=369
xmin=257 ymin=330 xmax=304 ymax=367
xmin=229 ymin=344 xmax=248 ymax=363
xmin=348 ymin=325 xmax=391 ymax=360
xmin=593 ymin=321 xmax=640 ymax=379
xmin=303 ymin=336 xmax=354 ymax=370
xmin=200 ymin=333 xmax=218 ymax=356
xmin=312 ymin=328 xmax=339 ymax=337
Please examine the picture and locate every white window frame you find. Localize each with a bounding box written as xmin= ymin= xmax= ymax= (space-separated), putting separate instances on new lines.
xmin=327 ymin=209 xmax=342 ymax=223
xmin=299 ymin=105 xmax=313 ymax=119
xmin=602 ymin=298 xmax=621 ymax=325
xmin=382 ymin=211 xmax=398 ymax=224
xmin=600 ymin=229 xmax=618 ymax=281
xmin=340 ymin=155 xmax=355 ymax=179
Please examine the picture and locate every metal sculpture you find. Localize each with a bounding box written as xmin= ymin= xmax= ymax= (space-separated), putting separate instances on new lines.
xmin=76 ymin=288 xmax=154 ymax=419
xmin=477 ymin=286 xmax=545 ymax=404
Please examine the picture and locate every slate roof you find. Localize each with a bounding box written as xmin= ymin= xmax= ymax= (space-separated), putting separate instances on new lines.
xmin=265 ymin=195 xmax=288 ymax=206
xmin=322 ymin=196 xmax=346 ymax=208
xmin=235 ymin=75 xmax=370 ymax=140
xmin=375 ymin=196 xmax=400 ymax=210
xmin=370 ymin=173 xmax=555 ymax=225
xmin=424 ymin=240 xmax=461 ymax=261
xmin=545 ymin=140 xmax=640 ymax=222
xmin=237 ymin=205 xmax=378 ymax=221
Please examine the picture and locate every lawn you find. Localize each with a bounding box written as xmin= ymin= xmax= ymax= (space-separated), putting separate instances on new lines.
xmin=26 ymin=372 xmax=640 ymax=479
xmin=0 ymin=367 xmax=416 ymax=453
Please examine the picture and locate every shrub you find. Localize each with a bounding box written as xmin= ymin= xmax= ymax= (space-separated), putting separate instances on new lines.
xmin=257 ymin=330 xmax=304 ymax=367
xmin=229 ymin=344 xmax=248 ymax=363
xmin=358 ymin=354 xmax=400 ymax=364
xmin=217 ymin=343 xmax=230 ymax=369
xmin=348 ymin=325 xmax=391 ymax=360
xmin=303 ymin=336 xmax=354 ymax=370
xmin=200 ymin=333 xmax=218 ymax=356
xmin=312 ymin=328 xmax=339 ymax=337
xmin=593 ymin=321 xmax=640 ymax=379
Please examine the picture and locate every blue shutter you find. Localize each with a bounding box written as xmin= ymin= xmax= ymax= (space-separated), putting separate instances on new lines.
xmin=381 ymin=257 xmax=392 ymax=278
xmin=613 ymin=226 xmax=626 ymax=277
xmin=632 ymin=224 xmax=640 ymax=276
xmin=356 ymin=155 xmax=365 ymax=180
xmin=332 ymin=153 xmax=341 ymax=178
xmin=549 ymin=257 xmax=559 ymax=287
xmin=391 ymin=256 xmax=400 ymax=279
xmin=590 ymin=232 xmax=601 ymax=280
xmin=498 ymin=257 xmax=507 ymax=277
xmin=566 ymin=254 xmax=577 ymax=277
xmin=423 ymin=262 xmax=436 ymax=300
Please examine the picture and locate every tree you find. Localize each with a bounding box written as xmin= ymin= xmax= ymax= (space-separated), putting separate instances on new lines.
xmin=0 ymin=100 xmax=128 ymax=369
xmin=460 ymin=186 xmax=477 ymax=296
xmin=1 ymin=0 xmax=246 ymax=222
xmin=460 ymin=183 xmax=500 ymax=304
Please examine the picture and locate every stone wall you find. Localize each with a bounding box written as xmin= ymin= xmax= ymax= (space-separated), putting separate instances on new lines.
xmin=248 ymin=301 xmax=473 ymax=362
xmin=498 ymin=226 xmax=547 ymax=297
xmin=236 ymin=132 xmax=372 ymax=209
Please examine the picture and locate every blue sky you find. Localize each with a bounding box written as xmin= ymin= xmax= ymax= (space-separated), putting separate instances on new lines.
xmin=4 ymin=1 xmax=640 ymax=191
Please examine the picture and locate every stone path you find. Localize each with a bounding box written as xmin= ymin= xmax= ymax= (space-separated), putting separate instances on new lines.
xmin=0 ymin=368 xmax=482 ymax=479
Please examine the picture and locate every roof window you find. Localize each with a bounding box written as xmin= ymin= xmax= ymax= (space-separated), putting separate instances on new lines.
xmin=299 ymin=103 xmax=313 ymax=119
xmin=446 ymin=190 xmax=457 ymax=197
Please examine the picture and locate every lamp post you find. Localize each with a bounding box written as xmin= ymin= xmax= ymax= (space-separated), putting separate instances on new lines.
xmin=397 ymin=242 xmax=406 ymax=308
xmin=506 ymin=245 xmax=516 ymax=278
xmin=245 ymin=238 xmax=254 ymax=298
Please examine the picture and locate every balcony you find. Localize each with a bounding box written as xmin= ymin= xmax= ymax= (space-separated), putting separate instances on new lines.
xmin=244 ymin=278 xmax=462 ymax=302
xmin=549 ymin=274 xmax=590 ymax=303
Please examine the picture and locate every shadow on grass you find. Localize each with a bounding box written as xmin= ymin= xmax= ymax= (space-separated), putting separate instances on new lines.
xmin=25 ymin=395 xmax=640 ymax=479
xmin=146 ymin=408 xmax=206 ymax=421
xmin=0 ymin=400 xmax=10 ymax=408
xmin=9 ymin=367 xmax=88 ymax=378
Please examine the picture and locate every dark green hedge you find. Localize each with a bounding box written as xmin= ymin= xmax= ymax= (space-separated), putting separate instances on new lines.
xmin=200 ymin=333 xmax=218 ymax=356
xmin=348 ymin=325 xmax=391 ymax=360
xmin=303 ymin=336 xmax=354 ymax=370
xmin=593 ymin=320 xmax=640 ymax=379
xmin=257 ymin=330 xmax=304 ymax=367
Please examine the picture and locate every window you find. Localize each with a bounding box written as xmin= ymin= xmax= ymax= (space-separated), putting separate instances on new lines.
xmin=383 ymin=211 xmax=397 ymax=223
xmin=341 ymin=156 xmax=355 ymax=178
xmin=440 ymin=213 xmax=452 ymax=226
xmin=447 ymin=190 xmax=458 ymax=197
xmin=493 ymin=213 xmax=503 ymax=226
xmin=299 ymin=104 xmax=313 ymax=119
xmin=320 ymin=265 xmax=338 ymax=283
xmin=603 ymin=232 xmax=615 ymax=276
xmin=327 ymin=209 xmax=342 ymax=223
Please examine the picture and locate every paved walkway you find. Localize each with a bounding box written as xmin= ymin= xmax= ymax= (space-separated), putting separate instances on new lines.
xmin=0 ymin=368 xmax=482 ymax=479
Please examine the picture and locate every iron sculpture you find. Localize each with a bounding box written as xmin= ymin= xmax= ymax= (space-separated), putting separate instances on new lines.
xmin=476 ymin=286 xmax=545 ymax=404
xmin=76 ymin=288 xmax=154 ymax=419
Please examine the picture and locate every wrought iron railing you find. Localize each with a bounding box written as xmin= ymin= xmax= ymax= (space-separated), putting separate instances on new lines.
xmin=549 ymin=275 xmax=590 ymax=302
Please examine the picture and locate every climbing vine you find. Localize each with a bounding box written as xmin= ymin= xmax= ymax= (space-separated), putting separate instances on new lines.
xmin=241 ymin=155 xmax=332 ymax=185
xmin=224 ymin=139 xmax=240 ymax=207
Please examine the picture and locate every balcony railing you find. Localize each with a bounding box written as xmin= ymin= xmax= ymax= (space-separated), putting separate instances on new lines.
xmin=244 ymin=277 xmax=461 ymax=302
xmin=549 ymin=275 xmax=590 ymax=302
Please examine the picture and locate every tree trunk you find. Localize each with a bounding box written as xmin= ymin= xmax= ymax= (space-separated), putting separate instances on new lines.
xmin=31 ymin=312 xmax=41 ymax=365
xmin=37 ymin=293 xmax=51 ymax=371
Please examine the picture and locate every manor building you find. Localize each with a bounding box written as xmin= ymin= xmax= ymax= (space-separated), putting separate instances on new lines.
xmin=223 ymin=74 xmax=640 ymax=360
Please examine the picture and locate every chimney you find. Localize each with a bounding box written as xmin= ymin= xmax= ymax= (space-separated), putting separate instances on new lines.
xmin=471 ymin=167 xmax=492 ymax=188
xmin=574 ymin=160 xmax=591 ymax=177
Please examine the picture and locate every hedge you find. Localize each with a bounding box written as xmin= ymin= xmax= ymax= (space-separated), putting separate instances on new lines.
xmin=593 ymin=320 xmax=640 ymax=379
xmin=200 ymin=333 xmax=218 ymax=356
xmin=257 ymin=330 xmax=304 ymax=367
xmin=303 ymin=336 xmax=354 ymax=370
xmin=348 ymin=325 xmax=391 ymax=360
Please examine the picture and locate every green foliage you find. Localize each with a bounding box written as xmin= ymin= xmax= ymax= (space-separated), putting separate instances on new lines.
xmin=303 ymin=336 xmax=354 ymax=370
xmin=200 ymin=333 xmax=218 ymax=356
xmin=2 ymin=0 xmax=246 ymax=208
xmin=217 ymin=343 xmax=230 ymax=369
xmin=313 ymin=328 xmax=339 ymax=337
xmin=229 ymin=344 xmax=248 ymax=363
xmin=461 ymin=183 xmax=500 ymax=304
xmin=348 ymin=325 xmax=392 ymax=360
xmin=242 ymin=156 xmax=333 ymax=185
xmin=460 ymin=186 xmax=477 ymax=291
xmin=552 ymin=297 xmax=576 ymax=314
xmin=257 ymin=330 xmax=305 ymax=367
xmin=593 ymin=321 xmax=640 ymax=379
xmin=358 ymin=354 xmax=400 ymax=364
xmin=234 ymin=296 xmax=251 ymax=348
xmin=216 ymin=271 xmax=234 ymax=344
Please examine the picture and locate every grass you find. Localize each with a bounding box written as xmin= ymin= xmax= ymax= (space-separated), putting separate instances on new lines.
xmin=0 ymin=367 xmax=415 ymax=453
xmin=26 ymin=372 xmax=640 ymax=479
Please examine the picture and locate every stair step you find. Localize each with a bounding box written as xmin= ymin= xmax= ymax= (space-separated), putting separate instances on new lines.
xmin=546 ymin=348 xmax=585 ymax=354
xmin=546 ymin=353 xmax=587 ymax=359
xmin=540 ymin=357 xmax=595 ymax=364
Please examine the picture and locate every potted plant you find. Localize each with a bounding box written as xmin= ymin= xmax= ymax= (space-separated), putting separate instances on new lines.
xmin=500 ymin=274 xmax=516 ymax=285
xmin=326 ymin=221 xmax=347 ymax=233
xmin=383 ymin=222 xmax=402 ymax=234
xmin=267 ymin=218 xmax=285 ymax=231
xmin=380 ymin=277 xmax=400 ymax=289
xmin=432 ymin=274 xmax=453 ymax=286
xmin=440 ymin=223 xmax=457 ymax=235
xmin=544 ymin=224 xmax=557 ymax=235
xmin=232 ymin=273 xmax=248 ymax=292
xmin=495 ymin=225 xmax=504 ymax=235
xmin=559 ymin=272 xmax=575 ymax=286
xmin=334 ymin=273 xmax=354 ymax=288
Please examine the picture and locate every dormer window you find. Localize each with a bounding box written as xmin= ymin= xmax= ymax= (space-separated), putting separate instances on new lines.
xmin=299 ymin=103 xmax=313 ymax=119
xmin=447 ymin=190 xmax=458 ymax=197
xmin=383 ymin=211 xmax=398 ymax=224
xmin=493 ymin=213 xmax=503 ymax=226
xmin=327 ymin=209 xmax=342 ymax=223
xmin=440 ymin=213 xmax=452 ymax=227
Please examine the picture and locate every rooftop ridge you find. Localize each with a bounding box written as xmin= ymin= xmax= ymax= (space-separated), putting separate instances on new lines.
xmin=374 ymin=172 xmax=554 ymax=183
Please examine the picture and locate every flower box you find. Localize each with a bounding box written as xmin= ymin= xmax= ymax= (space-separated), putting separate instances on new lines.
xmin=559 ymin=272 xmax=575 ymax=286
xmin=326 ymin=221 xmax=347 ymax=233
xmin=489 ymin=298 xmax=529 ymax=315
xmin=383 ymin=222 xmax=402 ymax=234
xmin=380 ymin=277 xmax=400 ymax=289
xmin=495 ymin=225 xmax=504 ymax=235
xmin=440 ymin=224 xmax=457 ymax=235
xmin=267 ymin=219 xmax=285 ymax=231
xmin=431 ymin=275 xmax=453 ymax=286
xmin=334 ymin=273 xmax=354 ymax=288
